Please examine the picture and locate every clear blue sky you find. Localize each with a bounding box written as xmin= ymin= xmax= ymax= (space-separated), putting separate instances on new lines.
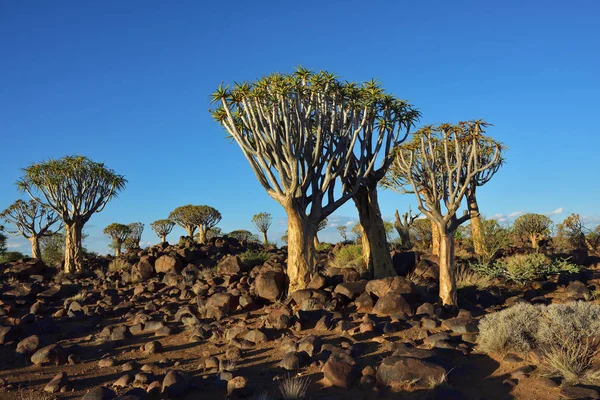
xmin=1 ymin=1 xmax=599 ymax=254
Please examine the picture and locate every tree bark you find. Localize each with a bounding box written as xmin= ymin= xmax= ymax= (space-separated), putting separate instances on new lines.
xmin=197 ymin=227 xmax=207 ymax=244
xmin=262 ymin=231 xmax=268 ymax=246
xmin=353 ymin=185 xmax=396 ymax=279
xmin=394 ymin=211 xmax=412 ymax=250
xmin=114 ymin=242 xmax=121 ymax=257
xmin=185 ymin=226 xmax=196 ymax=238
xmin=438 ymin=229 xmax=457 ymax=306
xmin=160 ymin=235 xmax=167 ymax=243
xmin=29 ymin=236 xmax=41 ymax=261
xmin=431 ymin=221 xmax=440 ymax=256
xmin=286 ymin=205 xmax=317 ymax=293
xmin=468 ymin=188 xmax=487 ymax=256
xmin=314 ymin=234 xmax=320 ymax=247
xmin=530 ymin=233 xmax=539 ymax=249
xmin=64 ymin=222 xmax=83 ymax=274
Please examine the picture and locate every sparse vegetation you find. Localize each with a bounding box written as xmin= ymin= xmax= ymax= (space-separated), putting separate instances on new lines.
xmin=108 ymin=258 xmax=130 ymax=271
xmin=455 ymin=265 xmax=496 ymax=290
xmin=239 ymin=249 xmax=269 ymax=268
xmin=329 ymin=244 xmax=365 ymax=272
xmin=278 ymin=375 xmax=310 ymax=399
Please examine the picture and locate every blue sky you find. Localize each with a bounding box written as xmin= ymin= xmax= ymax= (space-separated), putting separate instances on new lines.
xmin=1 ymin=1 xmax=599 ymax=254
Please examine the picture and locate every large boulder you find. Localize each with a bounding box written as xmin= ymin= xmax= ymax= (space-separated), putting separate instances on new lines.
xmin=217 ymin=255 xmax=244 ymax=275
xmin=162 ymin=369 xmax=190 ymax=398
xmin=365 ymin=276 xmax=413 ymax=298
xmin=254 ymin=271 xmax=287 ymax=301
xmin=372 ymin=293 xmax=412 ymax=316
xmin=131 ymin=260 xmax=154 ymax=282
xmin=334 ymin=280 xmax=368 ymax=300
xmin=376 ymin=356 xmax=446 ymax=389
xmin=31 ymin=344 xmax=67 ymax=366
xmin=391 ymin=251 xmax=416 ymax=276
xmin=154 ymin=255 xmax=182 ymax=274
xmin=322 ymin=358 xmax=358 ymax=388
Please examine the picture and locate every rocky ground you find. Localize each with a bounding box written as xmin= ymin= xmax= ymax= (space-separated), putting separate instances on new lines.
xmin=0 ymin=238 xmax=599 ymax=400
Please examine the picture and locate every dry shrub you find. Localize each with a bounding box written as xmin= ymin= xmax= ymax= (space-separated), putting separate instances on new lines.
xmin=328 ymin=244 xmax=365 ymax=272
xmin=478 ymin=302 xmax=540 ymax=354
xmin=542 ymin=335 xmax=600 ymax=385
xmin=108 ymin=258 xmax=130 ymax=272
xmin=455 ymin=265 xmax=495 ymax=290
xmin=278 ymin=375 xmax=310 ymax=399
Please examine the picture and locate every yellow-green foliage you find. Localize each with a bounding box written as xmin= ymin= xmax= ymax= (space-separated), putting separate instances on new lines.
xmin=329 ymin=244 xmax=365 ymax=271
xmin=239 ymin=249 xmax=269 ymax=267
xmin=108 ymin=258 xmax=130 ymax=272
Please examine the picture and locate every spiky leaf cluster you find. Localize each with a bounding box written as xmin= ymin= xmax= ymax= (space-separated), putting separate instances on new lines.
xmin=150 ymin=219 xmax=175 ymax=238
xmin=127 ymin=222 xmax=144 ymax=246
xmin=103 ymin=223 xmax=131 ymax=243
xmin=252 ymin=212 xmax=272 ymax=233
xmin=0 ymin=199 xmax=62 ymax=239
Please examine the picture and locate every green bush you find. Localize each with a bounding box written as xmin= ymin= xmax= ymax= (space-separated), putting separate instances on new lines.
xmin=478 ymin=302 xmax=600 ymax=384
xmin=0 ymin=251 xmax=27 ymax=263
xmin=315 ymin=242 xmax=332 ymax=252
xmin=108 ymin=258 xmax=131 ymax=272
xmin=239 ymin=249 xmax=270 ymax=268
xmin=470 ymin=253 xmax=580 ymax=284
xmin=329 ymin=244 xmax=365 ymax=271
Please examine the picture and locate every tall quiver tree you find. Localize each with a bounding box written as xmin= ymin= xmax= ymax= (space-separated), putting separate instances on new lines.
xmin=252 ymin=212 xmax=272 ymax=245
xmin=18 ymin=156 xmax=126 ymax=273
xmin=127 ymin=222 xmax=144 ymax=249
xmin=383 ymin=121 xmax=502 ymax=306
xmin=150 ymin=219 xmax=175 ymax=243
xmin=394 ymin=208 xmax=419 ymax=250
xmin=212 ymin=68 xmax=418 ymax=292
xmin=513 ymin=213 xmax=552 ymax=249
xmin=465 ymin=122 xmax=505 ymax=257
xmin=195 ymin=206 xmax=221 ymax=244
xmin=104 ymin=223 xmax=131 ymax=256
xmin=1 ymin=199 xmax=62 ymax=260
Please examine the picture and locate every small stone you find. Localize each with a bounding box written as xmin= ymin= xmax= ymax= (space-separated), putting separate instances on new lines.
xmin=98 ymin=357 xmax=116 ymax=367
xmin=559 ymin=386 xmax=600 ymax=400
xmin=44 ymin=372 xmax=67 ymax=393
xmin=113 ymin=374 xmax=132 ymax=388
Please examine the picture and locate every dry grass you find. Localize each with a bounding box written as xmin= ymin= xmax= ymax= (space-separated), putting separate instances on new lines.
xmin=542 ymin=335 xmax=600 ymax=385
xmin=455 ymin=265 xmax=495 ymax=290
xmin=108 ymin=258 xmax=130 ymax=272
xmin=405 ymin=271 xmax=428 ymax=286
xmin=278 ymin=375 xmax=310 ymax=399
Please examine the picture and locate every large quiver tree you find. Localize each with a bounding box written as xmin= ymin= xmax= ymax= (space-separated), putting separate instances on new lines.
xmin=383 ymin=121 xmax=502 ymax=306
xmin=104 ymin=223 xmax=131 ymax=256
xmin=18 ymin=156 xmax=126 ymax=273
xmin=169 ymin=205 xmax=203 ymax=238
xmin=211 ymin=68 xmax=417 ymax=292
xmin=195 ymin=206 xmax=221 ymax=244
xmin=1 ymin=199 xmax=62 ymax=260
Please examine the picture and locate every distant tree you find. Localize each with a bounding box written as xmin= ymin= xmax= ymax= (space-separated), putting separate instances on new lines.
xmin=227 ymin=229 xmax=258 ymax=242
xmin=351 ymin=223 xmax=362 ymax=241
xmin=0 ymin=199 xmax=62 ymax=261
xmin=383 ymin=121 xmax=502 ymax=306
xmin=586 ymin=225 xmax=600 ymax=253
xmin=40 ymin=231 xmax=65 ymax=267
xmin=410 ymin=218 xmax=433 ymax=252
xmin=17 ymin=155 xmax=126 ymax=273
xmin=314 ymin=218 xmax=328 ymax=246
xmin=150 ymin=219 xmax=175 ymax=243
xmin=206 ymin=227 xmax=222 ymax=241
xmin=169 ymin=205 xmax=204 ymax=237
xmin=383 ymin=221 xmax=395 ymax=242
xmin=103 ymin=223 xmax=131 ymax=256
xmin=127 ymin=222 xmax=144 ymax=249
xmin=394 ymin=208 xmax=419 ymax=250
xmin=337 ymin=226 xmax=347 ymax=242
xmin=252 ymin=212 xmax=272 ymax=245
xmin=212 ymin=68 xmax=417 ymax=292
xmin=513 ymin=213 xmax=552 ymax=250
xmin=0 ymin=251 xmax=27 ymax=263
xmin=281 ymin=230 xmax=288 ymax=245
xmin=476 ymin=217 xmax=513 ymax=262
xmin=195 ymin=206 xmax=222 ymax=244
xmin=556 ymin=213 xmax=587 ymax=250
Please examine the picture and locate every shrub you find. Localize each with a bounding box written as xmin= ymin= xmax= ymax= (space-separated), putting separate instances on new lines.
xmin=108 ymin=258 xmax=131 ymax=272
xmin=315 ymin=242 xmax=332 ymax=252
xmin=0 ymin=251 xmax=27 ymax=263
xmin=239 ymin=250 xmax=270 ymax=268
xmin=478 ymin=302 xmax=600 ymax=385
xmin=455 ymin=265 xmax=495 ymax=290
xmin=470 ymin=254 xmax=580 ymax=284
xmin=328 ymin=244 xmax=365 ymax=272
xmin=278 ymin=375 xmax=310 ymax=399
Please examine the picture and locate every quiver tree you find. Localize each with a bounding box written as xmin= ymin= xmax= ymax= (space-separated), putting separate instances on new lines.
xmin=556 ymin=213 xmax=587 ymax=250
xmin=252 ymin=212 xmax=272 ymax=245
xmin=314 ymin=218 xmax=328 ymax=246
xmin=206 ymin=227 xmax=222 ymax=241
xmin=513 ymin=213 xmax=552 ymax=250
xmin=383 ymin=121 xmax=502 ymax=306
xmin=337 ymin=225 xmax=347 ymax=242
xmin=195 ymin=206 xmax=222 ymax=244
xmin=18 ymin=156 xmax=126 ymax=273
xmin=104 ymin=223 xmax=131 ymax=256
xmin=126 ymin=222 xmax=144 ymax=249
xmin=211 ymin=68 xmax=418 ymax=291
xmin=227 ymin=230 xmax=258 ymax=242
xmin=411 ymin=218 xmax=433 ymax=251
xmin=0 ymin=199 xmax=62 ymax=260
xmin=394 ymin=208 xmax=419 ymax=250
xmin=168 ymin=205 xmax=204 ymax=238
xmin=150 ymin=219 xmax=175 ymax=243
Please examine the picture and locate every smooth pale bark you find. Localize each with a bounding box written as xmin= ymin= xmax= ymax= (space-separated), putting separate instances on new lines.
xmin=262 ymin=231 xmax=268 ymax=246
xmin=467 ymin=188 xmax=487 ymax=256
xmin=314 ymin=234 xmax=320 ymax=247
xmin=160 ymin=235 xmax=167 ymax=243
xmin=394 ymin=210 xmax=412 ymax=250
xmin=530 ymin=233 xmax=540 ymax=249
xmin=29 ymin=236 xmax=41 ymax=261
xmin=431 ymin=221 xmax=440 ymax=256
xmin=286 ymin=206 xmax=317 ymax=292
xmin=64 ymin=222 xmax=83 ymax=273
xmin=114 ymin=242 xmax=122 ymax=256
xmin=353 ymin=185 xmax=396 ymax=279
xmin=197 ymin=227 xmax=207 ymax=244
xmin=185 ymin=226 xmax=196 ymax=238
xmin=438 ymin=229 xmax=457 ymax=306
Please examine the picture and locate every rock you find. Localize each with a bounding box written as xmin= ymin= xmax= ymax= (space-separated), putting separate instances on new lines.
xmin=416 ymin=302 xmax=437 ymax=317
xmin=162 ymin=369 xmax=190 ymax=397
xmin=31 ymin=344 xmax=66 ymax=366
xmin=297 ymin=335 xmax=321 ymax=357
xmin=354 ymin=291 xmax=374 ymax=313
xmin=423 ymin=332 xmax=451 ymax=347
xmin=113 ymin=374 xmax=132 ymax=388
xmin=16 ymin=335 xmax=41 ymax=355
xmin=99 ymin=358 xmax=116 ymax=367
xmin=372 ymin=293 xmax=412 ymax=316
xmin=503 ymin=353 xmax=524 ymax=363
xmin=0 ymin=326 xmax=16 ymax=345
xmin=441 ymin=317 xmax=478 ymax=334
xmin=565 ymin=281 xmax=590 ymax=300
xmin=227 ymin=376 xmax=248 ymax=396
xmin=143 ymin=340 xmax=163 ymax=355
xmin=391 ymin=343 xmax=435 ymax=359
xmin=244 ymin=329 xmax=268 ymax=345
xmin=132 ymin=260 xmax=154 ymax=282
xmin=82 ymin=386 xmax=117 ymax=400
xmin=322 ymin=359 xmax=358 ymax=388
xmin=44 ymin=372 xmax=68 ymax=393
xmin=207 ymin=293 xmax=239 ymax=314
xmin=559 ymin=386 xmax=600 ymax=399
xmin=217 ymin=255 xmax=244 ymax=275
xmin=154 ymin=255 xmax=182 ymax=274
xmin=391 ymin=251 xmax=416 ymax=276
xmin=279 ymin=352 xmax=301 ymax=370
xmin=376 ymin=356 xmax=446 ymax=389
xmin=334 ymin=280 xmax=368 ymax=300
xmin=146 ymin=381 xmax=161 ymax=395
xmin=255 ymin=271 xmax=286 ymax=301
xmin=365 ymin=276 xmax=413 ymax=298
xmin=267 ymin=306 xmax=292 ymax=330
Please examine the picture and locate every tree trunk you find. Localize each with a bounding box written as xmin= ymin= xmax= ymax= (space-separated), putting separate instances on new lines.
xmin=160 ymin=234 xmax=167 ymax=243
xmin=314 ymin=234 xmax=320 ymax=247
xmin=64 ymin=222 xmax=84 ymax=274
xmin=197 ymin=227 xmax=207 ymax=244
xmin=29 ymin=236 xmax=41 ymax=261
xmin=353 ymin=185 xmax=396 ymax=279
xmin=438 ymin=229 xmax=457 ymax=306
xmin=530 ymin=233 xmax=539 ymax=250
xmin=394 ymin=211 xmax=412 ymax=250
xmin=468 ymin=189 xmax=487 ymax=256
xmin=286 ymin=205 xmax=317 ymax=293
xmin=114 ymin=242 xmax=121 ymax=257
xmin=432 ymin=221 xmax=440 ymax=256
xmin=262 ymin=231 xmax=268 ymax=246
xmin=185 ymin=225 xmax=196 ymax=238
